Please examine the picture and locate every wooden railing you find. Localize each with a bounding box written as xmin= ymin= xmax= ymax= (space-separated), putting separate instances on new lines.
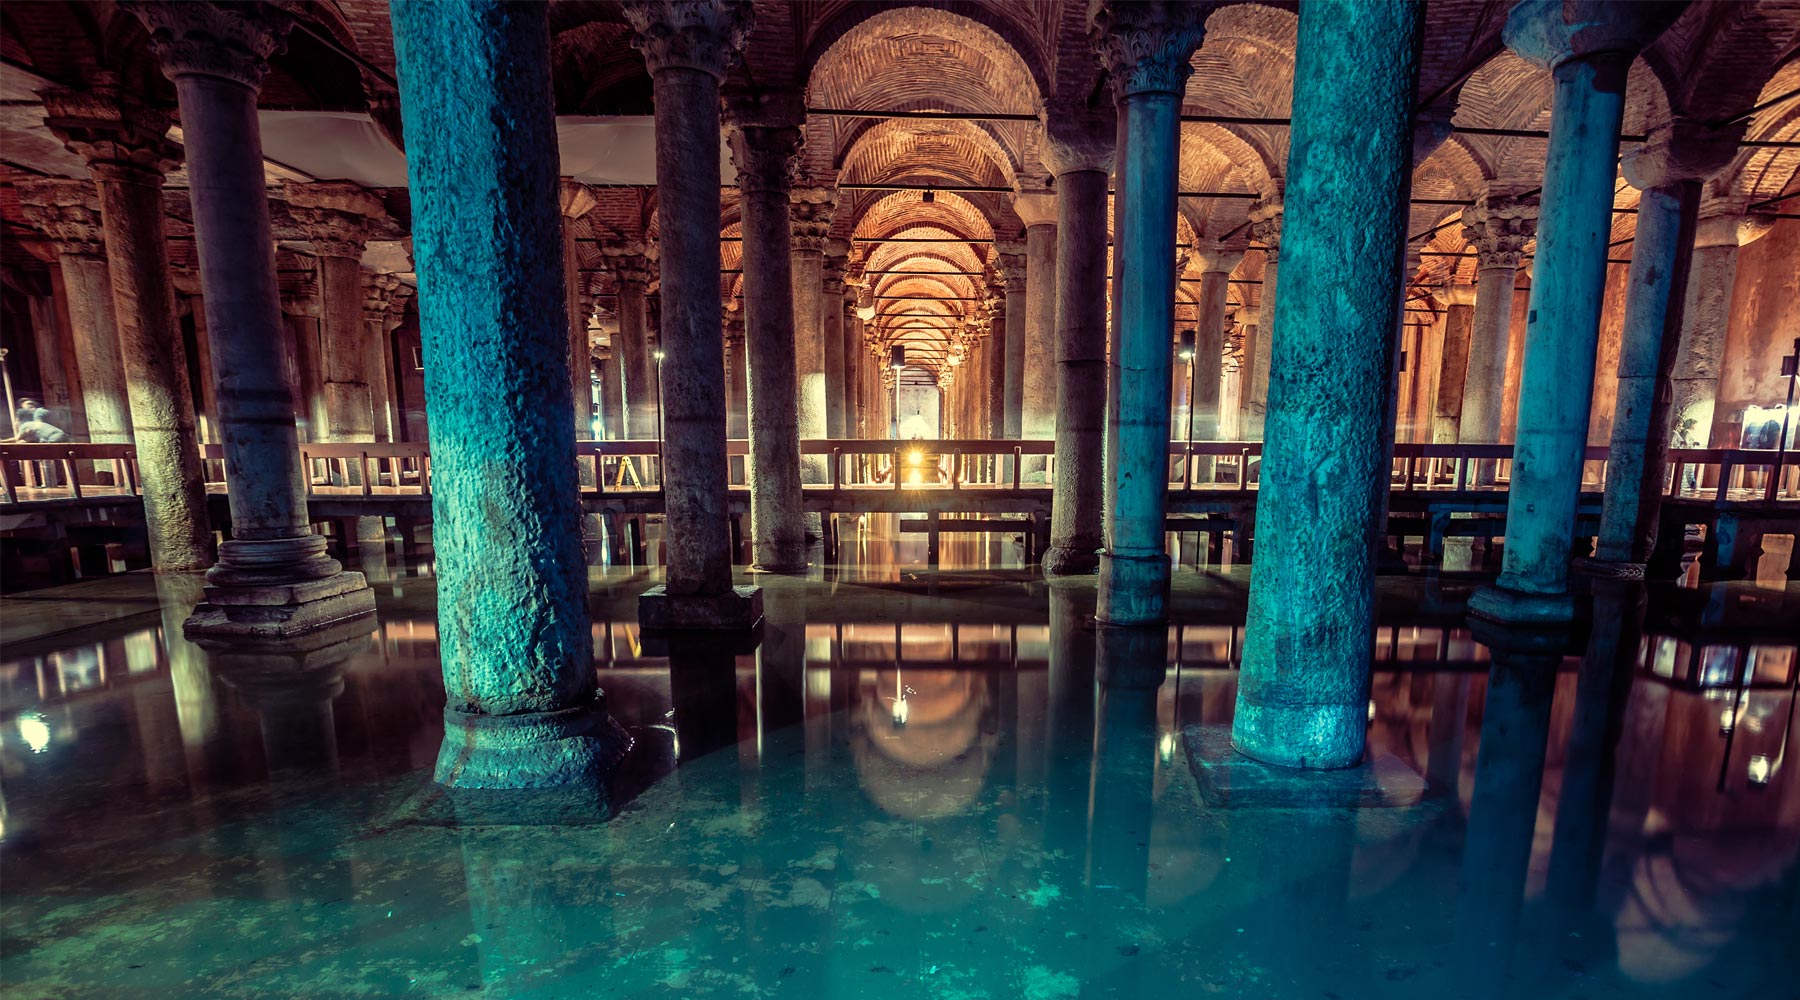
xmin=2 ymin=439 xmax=1794 ymax=506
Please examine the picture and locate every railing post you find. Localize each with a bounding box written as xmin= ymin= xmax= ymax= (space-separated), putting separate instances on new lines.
xmin=1715 ymin=454 xmax=1733 ymax=503
xmin=0 ymin=457 xmax=14 ymax=505
xmin=1012 ymin=447 xmax=1022 ymax=491
xmin=64 ymin=452 xmax=82 ymax=499
xmin=894 ymin=448 xmax=903 ymax=491
xmin=359 ymin=452 xmax=373 ymax=496
xmin=830 ymin=447 xmax=840 ymax=490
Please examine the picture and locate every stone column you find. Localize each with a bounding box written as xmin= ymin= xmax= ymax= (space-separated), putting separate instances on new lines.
xmin=1092 ymin=1 xmax=1205 ymax=625
xmin=133 ymin=0 xmax=375 ymax=634
xmin=841 ymin=285 xmax=861 ymax=438
xmin=1242 ymin=201 xmax=1282 ymax=440
xmin=279 ymin=272 xmax=325 ymax=439
xmin=363 ymin=272 xmax=410 ymax=443
xmin=599 ymin=243 xmax=655 ymax=441
xmin=42 ymin=86 xmax=212 ymax=571
xmin=1458 ymin=194 xmax=1537 ymax=445
xmin=559 ymin=181 xmax=599 ymax=441
xmin=392 ymin=0 xmax=624 ymax=786
xmin=790 ymin=188 xmax=835 ymax=481
xmin=995 ymin=241 xmax=1028 ymax=437
xmin=1687 ymin=211 xmax=1751 ymax=446
xmin=1192 ymin=245 xmax=1243 ymax=444
xmin=821 ymin=239 xmax=848 ymax=439
xmin=724 ymin=314 xmax=748 ymax=439
xmin=1229 ymin=0 xmax=1421 ymax=770
xmin=726 ymin=117 xmax=807 ymax=571
xmin=1040 ymin=107 xmax=1114 ymax=574
xmin=15 ymin=180 xmax=133 ymax=442
xmin=1470 ymin=0 xmax=1682 ymax=625
xmin=1017 ymin=195 xmax=1058 ymax=456
xmin=1594 ymin=121 xmax=1736 ymax=567
xmin=624 ymin=0 xmax=761 ymax=627
xmin=1432 ymin=282 xmax=1476 ymax=443
xmin=287 ymin=182 xmax=389 ymax=449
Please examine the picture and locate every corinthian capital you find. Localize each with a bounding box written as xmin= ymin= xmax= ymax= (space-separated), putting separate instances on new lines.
xmin=364 ymin=271 xmax=412 ymax=329
xmin=14 ymin=179 xmax=108 ymax=257
xmin=994 ymin=241 xmax=1028 ymax=293
xmin=1091 ymin=1 xmax=1212 ymax=99
xmin=622 ymin=0 xmax=752 ymax=81
xmin=41 ymin=85 xmax=182 ymax=181
xmin=727 ymin=125 xmax=801 ymax=195
xmin=286 ymin=182 xmax=392 ymax=259
xmin=1461 ymin=193 xmax=1540 ymax=270
xmin=822 ymin=238 xmax=851 ymax=294
xmin=599 ymin=240 xmax=652 ymax=286
xmin=130 ymin=0 xmax=294 ymax=90
xmin=1039 ymin=103 xmax=1116 ymax=176
xmin=1248 ymin=200 xmax=1283 ymax=261
xmin=790 ymin=187 xmax=838 ymax=251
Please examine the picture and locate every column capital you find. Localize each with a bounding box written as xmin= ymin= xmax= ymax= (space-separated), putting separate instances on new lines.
xmin=41 ymin=85 xmax=182 ymax=182
xmin=1461 ymin=192 xmax=1539 ymax=270
xmin=559 ymin=179 xmax=597 ymax=220
xmin=1248 ymin=200 xmax=1283 ymax=260
xmin=727 ymin=125 xmax=801 ymax=195
xmin=721 ymin=85 xmax=805 ymax=129
xmin=1694 ymin=203 xmax=1775 ymax=249
xmin=1039 ymin=103 xmax=1116 ymax=176
xmin=1442 ymin=282 xmax=1478 ymax=308
xmin=1413 ymin=103 xmax=1457 ymax=166
xmin=994 ymin=242 xmax=1028 ymax=292
xmin=279 ymin=271 xmax=320 ymax=317
xmin=822 ymin=237 xmax=851 ymax=294
xmin=13 ymin=178 xmax=107 ymax=257
xmin=1502 ymin=0 xmax=1684 ymax=72
xmin=1012 ymin=192 xmax=1058 ymax=228
xmin=130 ymin=0 xmax=294 ymax=91
xmin=622 ymin=0 xmax=752 ymax=81
xmin=789 ymin=187 xmax=837 ymax=251
xmin=285 ymin=182 xmax=391 ymax=260
xmin=363 ymin=271 xmax=411 ymax=330
xmin=1091 ymin=0 xmax=1211 ymax=99
xmin=1192 ymin=243 xmax=1245 ymax=275
xmin=1621 ymin=117 xmax=1746 ymax=192
xmin=599 ymin=239 xmax=652 ymax=286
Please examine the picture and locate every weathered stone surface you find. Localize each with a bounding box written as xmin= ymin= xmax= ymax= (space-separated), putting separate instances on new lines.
xmin=1232 ymin=0 xmax=1421 ymax=770
xmin=1043 ymin=167 xmax=1109 ymax=576
xmin=392 ymin=1 xmax=598 ymax=781
xmin=1187 ymin=725 xmax=1428 ymax=807
xmin=639 ymin=584 xmax=764 ymax=631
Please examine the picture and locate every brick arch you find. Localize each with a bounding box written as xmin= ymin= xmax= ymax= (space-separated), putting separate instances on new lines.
xmin=834 ymin=117 xmax=1020 ymax=189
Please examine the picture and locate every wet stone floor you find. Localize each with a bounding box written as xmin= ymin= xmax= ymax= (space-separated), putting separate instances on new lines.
xmin=1 ymin=525 xmax=1797 ymax=999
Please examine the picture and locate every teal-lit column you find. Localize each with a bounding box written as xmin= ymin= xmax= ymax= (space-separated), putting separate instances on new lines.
xmin=134 ymin=1 xmax=376 ymax=636
xmin=1241 ymin=204 xmax=1282 ymax=442
xmin=560 ymin=181 xmax=599 ymax=442
xmin=392 ymin=0 xmax=618 ymax=786
xmin=726 ymin=115 xmax=807 ymax=572
xmin=1471 ymin=0 xmax=1683 ymax=624
xmin=1594 ymin=121 xmax=1739 ymax=568
xmin=626 ymin=0 xmax=762 ymax=628
xmin=1230 ymin=0 xmax=1422 ymax=770
xmin=1041 ymin=106 xmax=1114 ymax=575
xmin=1093 ymin=1 xmax=1205 ymax=625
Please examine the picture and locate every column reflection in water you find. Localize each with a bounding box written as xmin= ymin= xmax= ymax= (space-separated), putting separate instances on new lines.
xmin=1044 ymin=582 xmax=1097 ymax=876
xmin=1451 ymin=619 xmax=1567 ymax=999
xmin=197 ymin=620 xmax=373 ymax=776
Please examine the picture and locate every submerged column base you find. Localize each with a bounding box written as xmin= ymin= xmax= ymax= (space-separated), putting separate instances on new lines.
xmin=1467 ymin=582 xmax=1575 ymax=625
xmin=1230 ymin=701 xmax=1367 ymax=770
xmin=1096 ymin=550 xmax=1170 ymax=626
xmin=1042 ymin=544 xmax=1100 ymax=576
xmin=639 ymin=583 xmax=764 ymax=631
xmin=436 ymin=697 xmax=632 ymax=790
xmin=184 ymin=536 xmax=375 ymax=639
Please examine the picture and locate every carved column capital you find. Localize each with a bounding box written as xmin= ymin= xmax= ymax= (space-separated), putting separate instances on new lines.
xmin=1192 ymin=243 xmax=1245 ymax=275
xmin=1012 ymin=192 xmax=1058 ymax=229
xmin=279 ymin=271 xmax=320 ymax=317
xmin=41 ymin=85 xmax=183 ymax=182
xmin=1461 ymin=193 xmax=1540 ymax=270
xmin=621 ymin=0 xmax=752 ymax=81
xmin=1039 ymin=102 xmax=1116 ymax=176
xmin=363 ymin=271 xmax=412 ymax=330
xmin=599 ymin=239 xmax=652 ymax=287
xmin=559 ymin=179 xmax=597 ymax=220
xmin=1503 ymin=0 xmax=1684 ymax=73
xmin=789 ymin=187 xmax=838 ymax=251
xmin=1091 ymin=1 xmax=1211 ymax=99
xmin=286 ymin=182 xmax=390 ymax=260
xmin=994 ymin=242 xmax=1028 ymax=292
xmin=1621 ymin=117 xmax=1746 ymax=192
xmin=14 ymin=178 xmax=108 ymax=257
xmin=130 ymin=0 xmax=294 ymax=91
xmin=1248 ymin=200 xmax=1284 ymax=262
xmin=822 ymin=237 xmax=851 ymax=294
xmin=727 ymin=125 xmax=801 ymax=195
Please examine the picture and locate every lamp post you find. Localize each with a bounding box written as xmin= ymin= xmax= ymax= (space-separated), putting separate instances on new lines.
xmin=1178 ymin=329 xmax=1196 ymax=488
xmin=653 ymin=346 xmax=665 ymax=486
xmin=889 ymin=345 xmax=905 ymax=441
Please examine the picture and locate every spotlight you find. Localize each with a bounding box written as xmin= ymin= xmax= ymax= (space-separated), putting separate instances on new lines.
xmin=1747 ymin=754 xmax=1773 ymax=786
xmin=1178 ymin=329 xmax=1196 ymax=362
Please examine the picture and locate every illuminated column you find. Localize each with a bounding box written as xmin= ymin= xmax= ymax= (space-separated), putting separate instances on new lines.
xmin=1432 ymin=282 xmax=1476 ymax=443
xmin=1041 ymin=107 xmax=1114 ymax=574
xmin=996 ymin=241 xmax=1028 ymax=436
xmin=1458 ymin=194 xmax=1536 ymax=446
xmin=1093 ymin=1 xmax=1205 ymax=625
xmin=1230 ymin=0 xmax=1421 ymax=768
xmin=599 ymin=243 xmax=655 ymax=441
xmin=287 ymin=182 xmax=391 ymax=447
xmin=790 ymin=186 xmax=835 ymax=481
xmin=362 ymin=272 xmax=410 ymax=443
xmin=1191 ymin=246 xmax=1242 ymax=448
xmin=135 ymin=0 xmax=377 ymax=633
xmin=43 ymin=86 xmax=212 ymax=570
xmin=15 ymin=180 xmax=133 ymax=442
xmin=560 ymin=181 xmax=599 ymax=441
xmin=624 ymin=0 xmax=761 ymax=627
xmin=1471 ymin=0 xmax=1682 ymax=624
xmin=1241 ymin=201 xmax=1282 ymax=441
xmin=1017 ymin=193 xmax=1058 ymax=459
xmin=822 ymin=238 xmax=848 ymax=439
xmin=1693 ymin=211 xmax=1766 ymax=447
xmin=727 ymin=116 xmax=807 ymax=571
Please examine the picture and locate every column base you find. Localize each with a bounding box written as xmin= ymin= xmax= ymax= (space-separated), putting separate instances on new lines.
xmin=184 ymin=570 xmax=376 ymax=639
xmin=1467 ymin=582 xmax=1575 ymax=625
xmin=1095 ymin=623 xmax=1167 ymax=689
xmin=751 ymin=542 xmax=809 ymax=574
xmin=1230 ymin=701 xmax=1367 ymax=771
xmin=639 ymin=584 xmax=764 ymax=631
xmin=1042 ymin=544 xmax=1100 ymax=576
xmin=435 ymin=697 xmax=632 ymax=790
xmin=1571 ymin=556 xmax=1646 ymax=580
xmin=1187 ymin=725 xmax=1424 ymax=808
xmin=1096 ymin=550 xmax=1170 ymax=626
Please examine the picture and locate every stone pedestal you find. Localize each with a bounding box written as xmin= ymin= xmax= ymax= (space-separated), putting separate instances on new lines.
xmin=638 ymin=583 xmax=764 ymax=631
xmin=393 ymin=0 xmax=614 ymax=787
xmin=1473 ymin=0 xmax=1683 ymax=624
xmin=1230 ymin=0 xmax=1422 ymax=770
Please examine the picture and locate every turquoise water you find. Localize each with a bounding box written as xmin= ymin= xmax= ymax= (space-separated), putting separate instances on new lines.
xmin=1 ymin=547 xmax=1795 ymax=998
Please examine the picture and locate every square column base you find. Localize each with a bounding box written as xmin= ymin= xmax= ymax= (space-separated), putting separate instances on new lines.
xmin=1467 ymin=582 xmax=1574 ymax=625
xmin=184 ymin=571 xmax=376 ymax=639
xmin=638 ymin=584 xmax=764 ymax=631
xmin=1183 ymin=725 xmax=1427 ymax=809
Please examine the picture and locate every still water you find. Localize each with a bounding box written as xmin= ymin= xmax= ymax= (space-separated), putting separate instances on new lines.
xmin=1 ymin=527 xmax=1795 ymax=999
